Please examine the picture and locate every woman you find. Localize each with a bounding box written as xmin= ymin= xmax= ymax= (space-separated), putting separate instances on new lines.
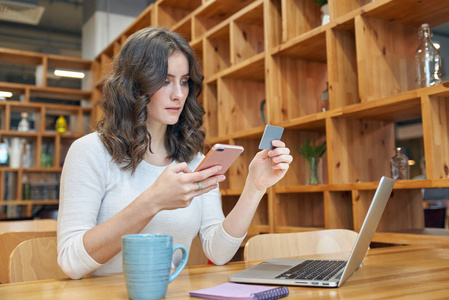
xmin=57 ymin=27 xmax=292 ymax=279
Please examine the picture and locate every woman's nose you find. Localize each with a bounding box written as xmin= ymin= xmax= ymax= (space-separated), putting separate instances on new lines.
xmin=171 ymin=82 xmax=185 ymax=100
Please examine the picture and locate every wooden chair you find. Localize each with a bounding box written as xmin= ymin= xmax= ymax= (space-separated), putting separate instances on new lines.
xmin=9 ymin=236 xmax=67 ymax=283
xmin=0 ymin=219 xmax=57 ymax=234
xmin=244 ymin=229 xmax=359 ymax=261
xmin=0 ymin=231 xmax=56 ymax=283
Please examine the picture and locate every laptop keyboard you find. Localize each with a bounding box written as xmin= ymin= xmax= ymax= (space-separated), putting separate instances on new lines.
xmin=275 ymin=260 xmax=346 ymax=281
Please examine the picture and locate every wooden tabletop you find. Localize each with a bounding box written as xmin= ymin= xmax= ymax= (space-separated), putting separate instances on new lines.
xmin=1 ymin=244 xmax=449 ymax=299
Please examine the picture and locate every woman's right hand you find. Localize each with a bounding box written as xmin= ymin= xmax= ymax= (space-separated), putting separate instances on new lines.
xmin=143 ymin=162 xmax=226 ymax=213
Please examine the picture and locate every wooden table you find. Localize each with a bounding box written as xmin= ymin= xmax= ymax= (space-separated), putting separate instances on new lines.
xmin=1 ymin=245 xmax=449 ymax=299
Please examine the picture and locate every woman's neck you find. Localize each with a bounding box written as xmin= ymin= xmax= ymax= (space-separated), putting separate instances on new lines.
xmin=144 ymin=124 xmax=172 ymax=166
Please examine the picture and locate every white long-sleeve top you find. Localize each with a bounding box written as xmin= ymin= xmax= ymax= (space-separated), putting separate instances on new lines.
xmin=57 ymin=132 xmax=244 ymax=279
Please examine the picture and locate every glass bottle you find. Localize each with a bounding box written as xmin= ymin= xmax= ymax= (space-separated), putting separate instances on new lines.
xmin=415 ymin=23 xmax=442 ymax=88
xmin=56 ymin=115 xmax=67 ymax=134
xmin=22 ymin=175 xmax=31 ymax=200
xmin=390 ymin=147 xmax=410 ymax=180
xmin=321 ymin=82 xmax=329 ymax=112
xmin=18 ymin=112 xmax=30 ymax=132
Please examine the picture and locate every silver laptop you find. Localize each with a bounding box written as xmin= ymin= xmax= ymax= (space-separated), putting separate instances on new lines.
xmin=229 ymin=176 xmax=395 ymax=288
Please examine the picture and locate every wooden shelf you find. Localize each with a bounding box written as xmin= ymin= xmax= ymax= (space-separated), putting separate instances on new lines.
xmin=0 ymin=200 xmax=59 ymax=206
xmin=0 ymin=48 xmax=93 ymax=219
xmin=91 ymin=0 xmax=449 ymax=240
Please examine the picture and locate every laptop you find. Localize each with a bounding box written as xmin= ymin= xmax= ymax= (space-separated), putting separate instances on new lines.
xmin=229 ymin=176 xmax=395 ymax=288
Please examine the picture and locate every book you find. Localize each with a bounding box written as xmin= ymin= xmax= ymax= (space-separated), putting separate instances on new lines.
xmin=189 ymin=282 xmax=289 ymax=300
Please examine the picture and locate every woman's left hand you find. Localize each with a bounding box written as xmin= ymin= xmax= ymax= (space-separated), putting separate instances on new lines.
xmin=247 ymin=140 xmax=293 ymax=191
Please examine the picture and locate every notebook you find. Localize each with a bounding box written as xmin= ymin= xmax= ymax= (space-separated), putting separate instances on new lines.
xmin=229 ymin=176 xmax=395 ymax=288
xmin=189 ymin=282 xmax=289 ymax=300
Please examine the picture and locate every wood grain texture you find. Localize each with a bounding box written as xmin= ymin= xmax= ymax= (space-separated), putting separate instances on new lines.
xmin=1 ymin=245 xmax=449 ymax=299
xmin=0 ymin=231 xmax=56 ymax=283
xmin=9 ymin=237 xmax=67 ymax=283
xmin=0 ymin=219 xmax=56 ymax=234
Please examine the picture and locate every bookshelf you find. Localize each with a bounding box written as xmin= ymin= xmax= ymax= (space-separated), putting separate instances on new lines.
xmin=92 ymin=0 xmax=449 ymax=242
xmin=0 ymin=48 xmax=93 ymax=219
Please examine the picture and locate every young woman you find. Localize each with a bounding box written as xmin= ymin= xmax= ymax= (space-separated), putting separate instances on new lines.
xmin=57 ymin=27 xmax=292 ymax=279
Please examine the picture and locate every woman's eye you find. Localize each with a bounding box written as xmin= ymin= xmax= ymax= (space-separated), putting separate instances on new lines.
xmin=181 ymin=80 xmax=189 ymax=86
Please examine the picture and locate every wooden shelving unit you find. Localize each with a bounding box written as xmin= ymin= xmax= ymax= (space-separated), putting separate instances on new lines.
xmin=0 ymin=47 xmax=93 ymax=219
xmin=93 ymin=0 xmax=449 ymax=241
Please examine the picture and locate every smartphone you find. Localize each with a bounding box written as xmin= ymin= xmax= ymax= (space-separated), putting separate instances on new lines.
xmin=195 ymin=144 xmax=244 ymax=175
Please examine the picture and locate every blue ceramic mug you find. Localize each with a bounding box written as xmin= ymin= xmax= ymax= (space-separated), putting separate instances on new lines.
xmin=122 ymin=234 xmax=188 ymax=300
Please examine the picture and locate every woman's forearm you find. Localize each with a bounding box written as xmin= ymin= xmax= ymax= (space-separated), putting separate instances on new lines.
xmin=222 ymin=178 xmax=266 ymax=238
xmin=83 ymin=194 xmax=158 ymax=264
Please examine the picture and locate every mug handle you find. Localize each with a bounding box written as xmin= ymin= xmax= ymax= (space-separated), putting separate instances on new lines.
xmin=169 ymin=244 xmax=188 ymax=283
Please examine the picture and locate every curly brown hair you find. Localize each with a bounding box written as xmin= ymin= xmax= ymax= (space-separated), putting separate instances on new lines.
xmin=97 ymin=27 xmax=205 ymax=173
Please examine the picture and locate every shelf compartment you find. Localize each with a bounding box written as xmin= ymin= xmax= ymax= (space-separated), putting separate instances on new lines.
xmin=173 ymin=17 xmax=193 ymax=42
xmin=364 ymin=0 xmax=449 ymax=29
xmin=8 ymin=104 xmax=42 ymax=132
xmin=342 ymin=91 xmax=422 ymax=122
xmin=44 ymin=106 xmax=86 ymax=135
xmin=193 ymin=0 xmax=257 ymax=40
xmin=0 ymin=47 xmax=43 ymax=87
xmin=3 ymin=171 xmax=18 ymax=201
xmin=204 ymin=80 xmax=218 ymax=139
xmin=327 ymin=23 xmax=359 ymax=109
xmin=228 ymin=137 xmax=261 ymax=190
xmin=156 ymin=0 xmax=200 ymax=29
xmin=204 ymin=24 xmax=231 ymax=77
xmin=355 ymin=15 xmax=418 ymax=102
xmin=222 ymin=194 xmax=269 ymax=228
xmin=269 ymin=0 xmax=321 ymax=47
xmin=0 ymin=62 xmax=39 ymax=86
xmin=230 ymin=1 xmax=264 ymax=66
xmin=423 ymin=94 xmax=449 ymax=180
xmin=46 ymin=55 xmax=91 ymax=71
xmin=278 ymin=128 xmax=327 ymax=187
xmin=274 ymin=192 xmax=325 ymax=231
xmin=329 ymin=0 xmax=372 ymax=20
xmin=325 ymin=190 xmax=354 ymax=229
xmin=0 ymin=83 xmax=27 ymax=102
xmin=30 ymin=87 xmax=91 ymax=103
xmin=352 ymin=188 xmax=424 ymax=232
xmin=59 ymin=137 xmax=78 ymax=168
xmin=22 ymin=172 xmax=60 ymax=201
xmin=46 ymin=56 xmax=92 ymax=92
xmin=327 ymin=116 xmax=395 ymax=184
xmin=269 ymin=55 xmax=327 ymax=124
xmin=272 ymin=27 xmax=327 ymax=62
xmin=217 ymin=75 xmax=265 ymax=136
xmin=41 ymin=137 xmax=56 ymax=168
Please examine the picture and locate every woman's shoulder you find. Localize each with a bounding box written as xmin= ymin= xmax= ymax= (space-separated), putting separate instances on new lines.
xmin=69 ymin=132 xmax=107 ymax=155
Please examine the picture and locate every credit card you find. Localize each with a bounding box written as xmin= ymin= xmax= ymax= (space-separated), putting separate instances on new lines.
xmin=258 ymin=125 xmax=284 ymax=150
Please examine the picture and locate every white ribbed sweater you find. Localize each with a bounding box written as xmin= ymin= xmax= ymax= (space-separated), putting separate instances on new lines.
xmin=57 ymin=132 xmax=244 ymax=279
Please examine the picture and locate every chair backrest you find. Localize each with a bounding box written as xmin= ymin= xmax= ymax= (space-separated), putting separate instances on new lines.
xmin=0 ymin=231 xmax=56 ymax=283
xmin=0 ymin=219 xmax=57 ymax=234
xmin=9 ymin=236 xmax=67 ymax=283
xmin=244 ymin=229 xmax=358 ymax=261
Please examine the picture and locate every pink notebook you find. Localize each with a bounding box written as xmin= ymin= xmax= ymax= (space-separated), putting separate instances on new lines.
xmin=189 ymin=282 xmax=289 ymax=300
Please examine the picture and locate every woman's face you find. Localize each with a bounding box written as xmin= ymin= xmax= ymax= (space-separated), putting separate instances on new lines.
xmin=147 ymin=51 xmax=190 ymax=128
